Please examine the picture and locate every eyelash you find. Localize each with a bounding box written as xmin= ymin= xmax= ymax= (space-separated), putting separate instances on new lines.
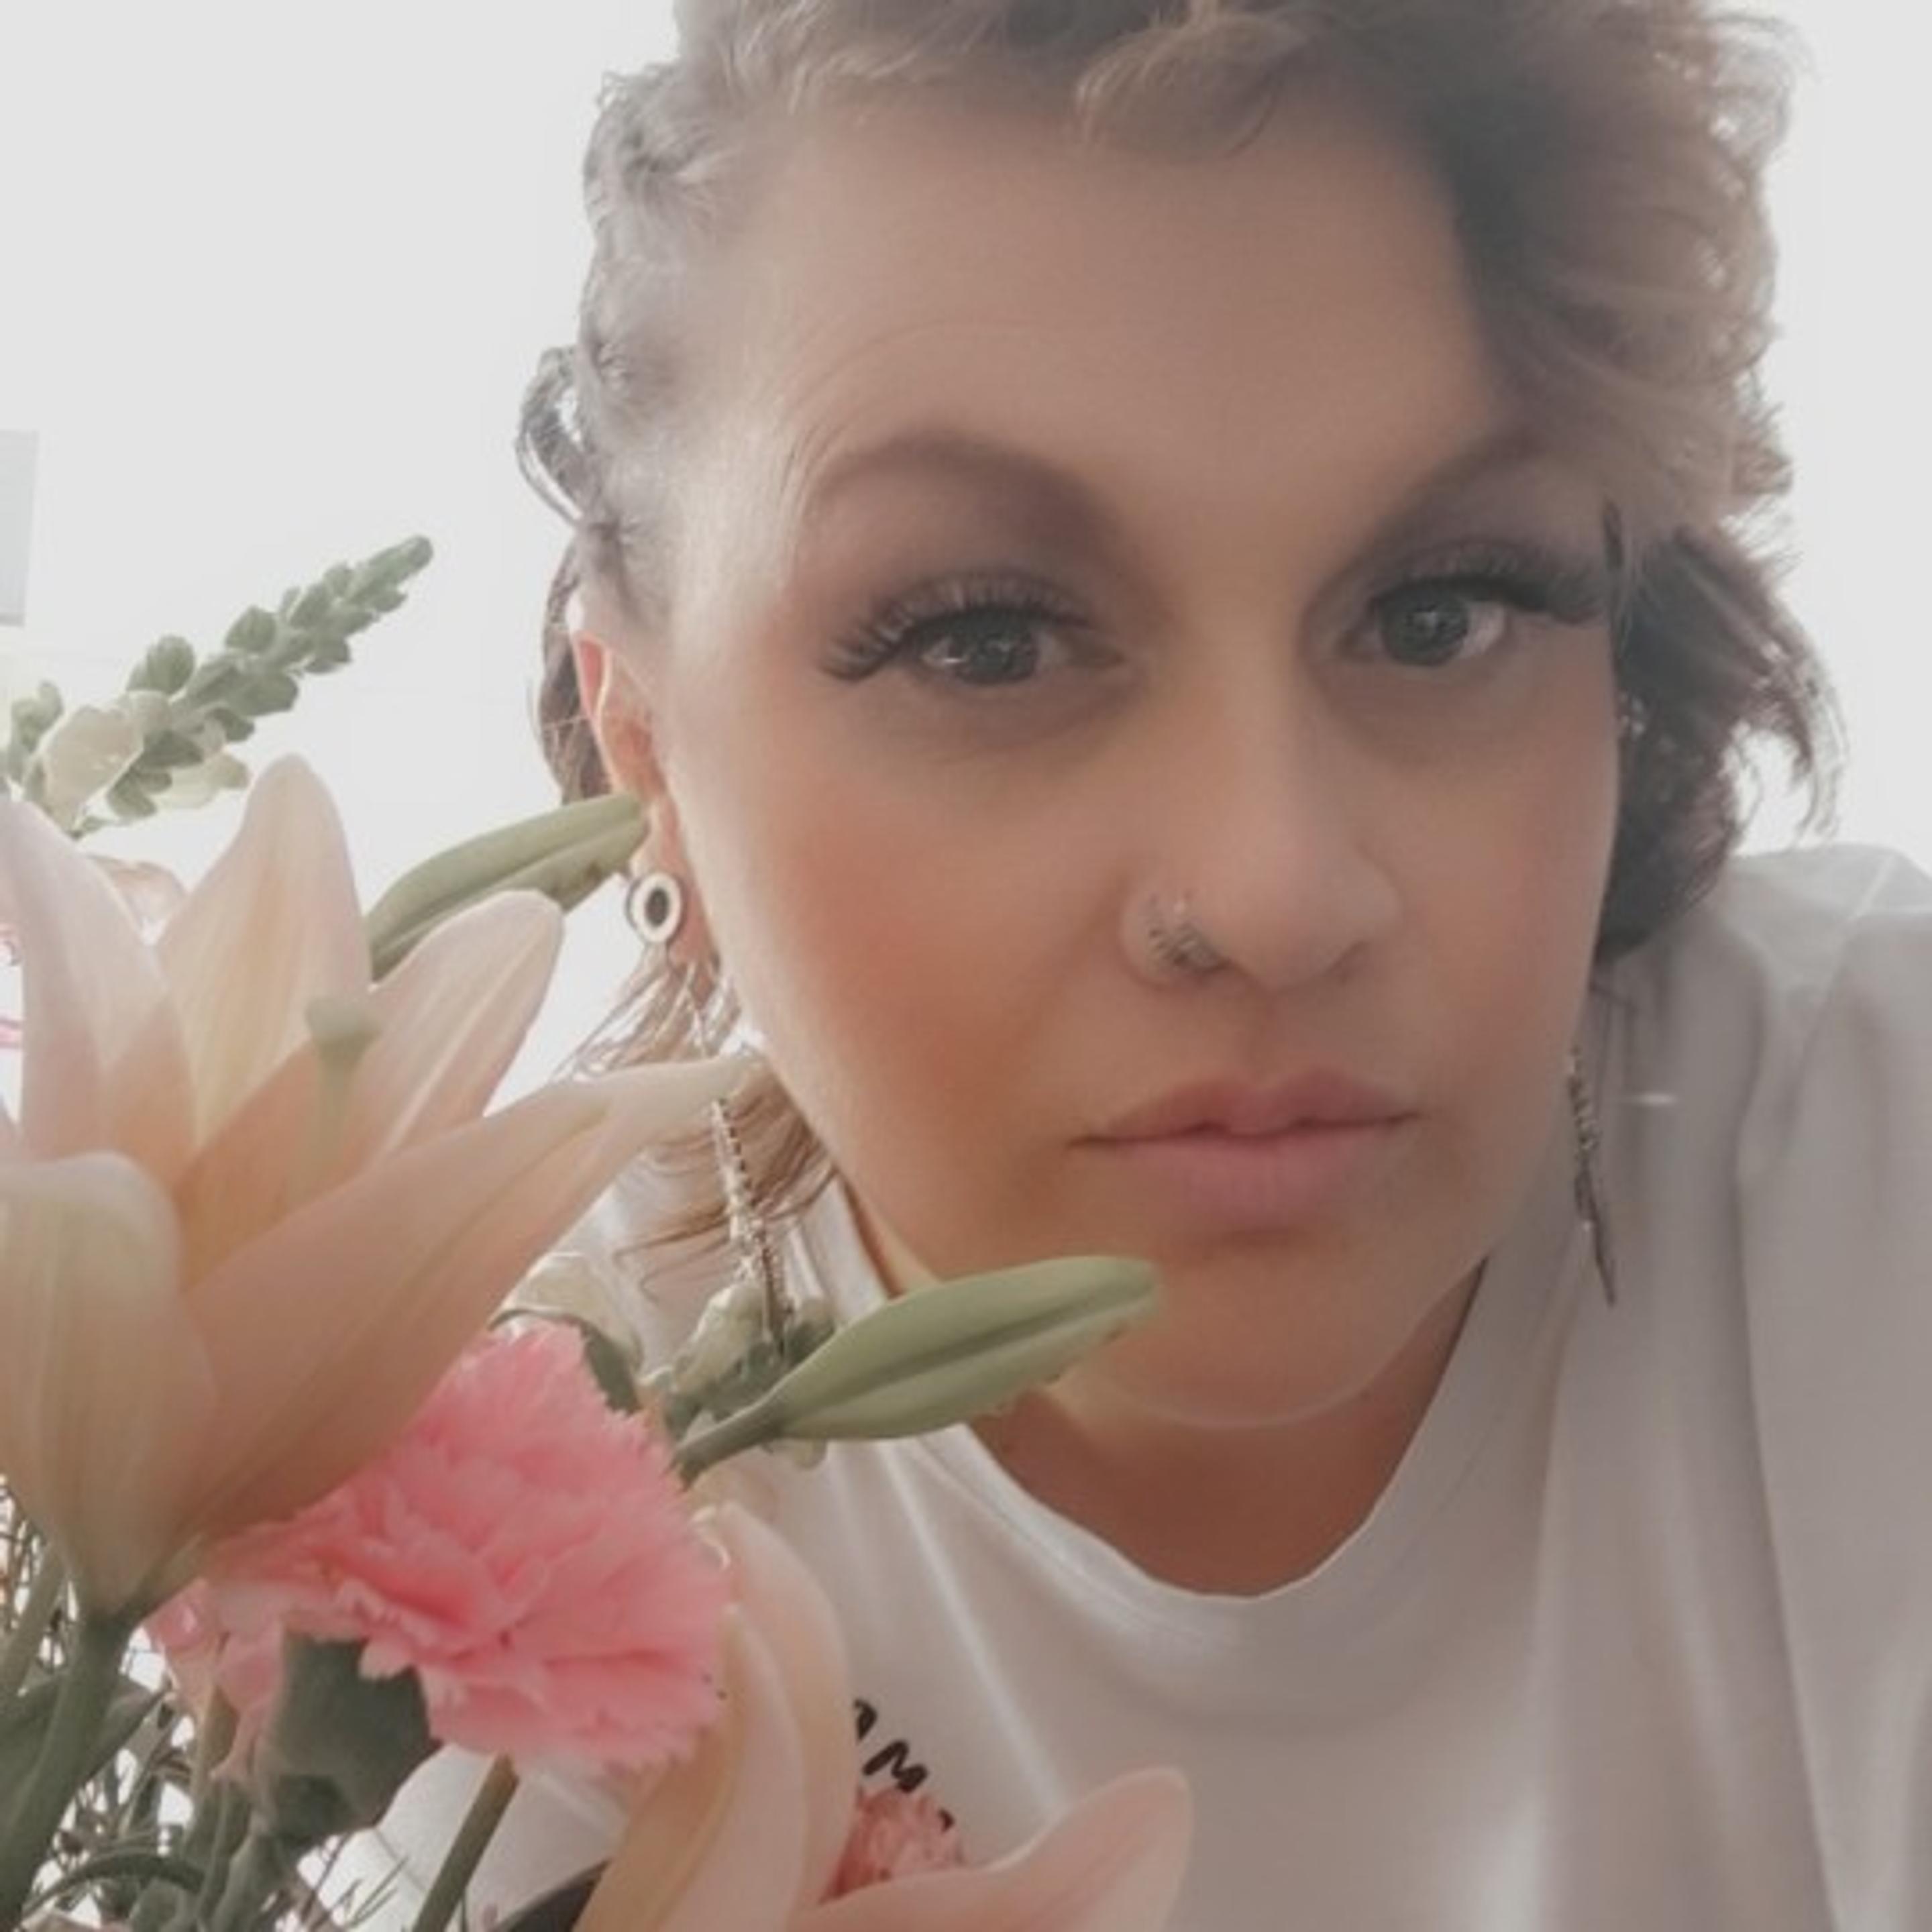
xmin=825 ymin=572 xmax=1099 ymax=687
xmin=823 ymin=541 xmax=1612 ymax=691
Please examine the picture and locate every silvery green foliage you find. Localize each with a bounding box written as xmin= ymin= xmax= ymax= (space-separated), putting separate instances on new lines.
xmin=0 ymin=537 xmax=433 ymax=838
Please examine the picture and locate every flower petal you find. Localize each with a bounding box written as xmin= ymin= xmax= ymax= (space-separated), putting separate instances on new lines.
xmin=799 ymin=1770 xmax=1193 ymax=1932
xmin=341 ymin=889 xmax=563 ymax=1167
xmin=34 ymin=701 xmax=144 ymax=832
xmin=156 ymin=758 xmax=368 ymax=1142
xmin=168 ymin=893 xmax=562 ymax=1283
xmin=0 ymin=1154 xmax=215 ymax=1611
xmin=709 ymin=1505 xmax=860 ymax=1911
xmin=0 ymin=798 xmax=191 ymax=1173
xmin=580 ymin=1610 xmax=809 ymax=1932
xmin=179 ymin=1057 xmax=743 ymax=1544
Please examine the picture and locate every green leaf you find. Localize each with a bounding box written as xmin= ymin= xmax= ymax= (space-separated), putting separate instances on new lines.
xmin=26 ymin=1849 xmax=207 ymax=1915
xmin=0 ymin=1676 xmax=160 ymax=1799
xmin=493 ymin=1309 xmax=641 ymax=1415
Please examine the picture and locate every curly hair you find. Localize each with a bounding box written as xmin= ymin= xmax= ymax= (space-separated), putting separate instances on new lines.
xmin=519 ymin=0 xmax=1837 ymax=1242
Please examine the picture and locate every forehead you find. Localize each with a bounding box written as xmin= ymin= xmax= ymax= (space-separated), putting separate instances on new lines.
xmin=679 ymin=86 xmax=1529 ymax=582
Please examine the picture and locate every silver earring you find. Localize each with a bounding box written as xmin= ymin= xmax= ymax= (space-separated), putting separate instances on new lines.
xmin=1142 ymin=893 xmax=1230 ymax=979
xmin=1567 ymin=1047 xmax=1617 ymax=1307
xmin=624 ymin=868 xmax=686 ymax=948
xmin=627 ymin=866 xmax=794 ymax=1345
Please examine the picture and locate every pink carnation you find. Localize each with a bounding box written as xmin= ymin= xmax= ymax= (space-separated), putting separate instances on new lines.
xmin=826 ymin=1784 xmax=968 ymax=1897
xmin=190 ymin=1326 xmax=729 ymax=1774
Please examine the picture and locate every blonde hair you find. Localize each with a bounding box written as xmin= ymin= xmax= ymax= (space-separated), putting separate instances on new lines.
xmin=519 ymin=0 xmax=1837 ymax=1248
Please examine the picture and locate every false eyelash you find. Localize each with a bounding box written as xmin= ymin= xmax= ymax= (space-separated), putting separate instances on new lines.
xmin=1371 ymin=539 xmax=1615 ymax=630
xmin=824 ymin=572 xmax=1090 ymax=683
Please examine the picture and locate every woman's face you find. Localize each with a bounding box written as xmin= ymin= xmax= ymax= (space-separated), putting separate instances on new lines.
xmin=600 ymin=88 xmax=1619 ymax=1428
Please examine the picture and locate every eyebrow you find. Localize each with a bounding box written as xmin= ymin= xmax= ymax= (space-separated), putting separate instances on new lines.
xmin=792 ymin=420 xmax=1564 ymax=561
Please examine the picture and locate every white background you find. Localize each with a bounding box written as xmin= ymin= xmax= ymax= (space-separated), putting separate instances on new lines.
xmin=2 ymin=2 xmax=1927 ymax=1083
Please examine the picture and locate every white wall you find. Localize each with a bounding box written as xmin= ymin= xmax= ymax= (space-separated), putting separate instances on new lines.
xmin=2 ymin=2 xmax=1926 ymax=1081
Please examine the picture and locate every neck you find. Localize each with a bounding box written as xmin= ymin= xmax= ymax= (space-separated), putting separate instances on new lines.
xmin=969 ymin=1276 xmax=1475 ymax=1594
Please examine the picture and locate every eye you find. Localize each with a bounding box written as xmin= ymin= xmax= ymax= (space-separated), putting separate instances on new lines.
xmin=826 ymin=574 xmax=1102 ymax=692
xmin=1352 ymin=543 xmax=1613 ymax=672
xmin=1369 ymin=584 xmax=1511 ymax=667
xmin=910 ymin=604 xmax=1055 ymax=687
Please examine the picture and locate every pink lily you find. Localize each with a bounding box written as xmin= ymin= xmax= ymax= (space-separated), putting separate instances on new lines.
xmin=581 ymin=1506 xmax=1192 ymax=1932
xmin=0 ymin=757 xmax=737 ymax=1615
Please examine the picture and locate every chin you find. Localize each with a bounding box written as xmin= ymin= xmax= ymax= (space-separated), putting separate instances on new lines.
xmin=1090 ymin=1311 xmax=1413 ymax=1431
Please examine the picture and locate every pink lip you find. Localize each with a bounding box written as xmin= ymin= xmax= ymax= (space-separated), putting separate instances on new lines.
xmin=1094 ymin=1073 xmax=1413 ymax=1142
xmin=1084 ymin=1075 xmax=1415 ymax=1231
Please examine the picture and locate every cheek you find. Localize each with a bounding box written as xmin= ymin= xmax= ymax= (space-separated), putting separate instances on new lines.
xmin=1411 ymin=656 xmax=1619 ymax=1169
xmin=670 ymin=700 xmax=1051 ymax=1195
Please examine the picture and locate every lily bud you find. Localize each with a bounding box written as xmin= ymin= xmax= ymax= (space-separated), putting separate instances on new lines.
xmin=365 ymin=792 xmax=645 ymax=978
xmin=675 ymin=1256 xmax=1160 ymax=1481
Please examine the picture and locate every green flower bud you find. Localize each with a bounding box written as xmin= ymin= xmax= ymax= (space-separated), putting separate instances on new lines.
xmin=223 ymin=606 xmax=278 ymax=656
xmin=675 ymin=1256 xmax=1160 ymax=1481
xmin=365 ymin=792 xmax=645 ymax=979
xmin=251 ymin=1638 xmax=435 ymax=1847
xmin=129 ymin=635 xmax=198 ymax=694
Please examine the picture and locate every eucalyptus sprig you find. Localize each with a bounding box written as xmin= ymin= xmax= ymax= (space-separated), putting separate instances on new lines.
xmin=0 ymin=536 xmax=433 ymax=838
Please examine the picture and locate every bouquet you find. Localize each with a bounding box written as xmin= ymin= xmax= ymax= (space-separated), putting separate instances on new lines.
xmin=0 ymin=549 xmax=1191 ymax=1931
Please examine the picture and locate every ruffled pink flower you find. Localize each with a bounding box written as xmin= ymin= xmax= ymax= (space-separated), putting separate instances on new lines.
xmin=826 ymin=1786 xmax=966 ymax=1896
xmin=187 ymin=1327 xmax=731 ymax=1774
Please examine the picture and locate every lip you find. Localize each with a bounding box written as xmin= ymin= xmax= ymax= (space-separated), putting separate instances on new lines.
xmin=1083 ymin=1074 xmax=1415 ymax=1232
xmin=1094 ymin=1073 xmax=1413 ymax=1142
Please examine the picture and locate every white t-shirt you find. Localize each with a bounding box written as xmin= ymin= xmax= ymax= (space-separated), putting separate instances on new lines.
xmin=376 ymin=844 xmax=1932 ymax=1930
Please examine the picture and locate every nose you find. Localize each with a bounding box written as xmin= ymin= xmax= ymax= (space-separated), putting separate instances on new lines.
xmin=1128 ymin=684 xmax=1401 ymax=994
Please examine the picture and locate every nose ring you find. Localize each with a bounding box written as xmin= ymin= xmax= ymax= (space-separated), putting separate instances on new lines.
xmin=1142 ymin=892 xmax=1230 ymax=979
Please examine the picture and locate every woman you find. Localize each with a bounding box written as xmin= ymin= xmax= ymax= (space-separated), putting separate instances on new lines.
xmin=504 ymin=0 xmax=1929 ymax=1923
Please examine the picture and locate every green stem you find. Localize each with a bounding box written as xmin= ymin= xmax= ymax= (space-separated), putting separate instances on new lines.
xmin=672 ymin=1398 xmax=782 ymax=1485
xmin=190 ymin=1694 xmax=239 ymax=1806
xmin=0 ymin=1609 xmax=135 ymax=1925
xmin=207 ymin=1817 xmax=292 ymax=1932
xmin=0 ymin=1547 xmax=67 ymax=1708
xmin=170 ymin=1780 xmax=250 ymax=1932
xmin=409 ymin=1757 xmax=519 ymax=1932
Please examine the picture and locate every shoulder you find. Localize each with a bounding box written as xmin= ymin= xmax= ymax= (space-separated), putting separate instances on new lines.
xmin=1623 ymin=847 xmax=1932 ymax=1923
xmin=1608 ymin=844 xmax=1932 ymax=1141
xmin=1627 ymin=841 xmax=1932 ymax=1013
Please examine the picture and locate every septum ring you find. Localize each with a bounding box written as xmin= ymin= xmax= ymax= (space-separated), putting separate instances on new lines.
xmin=1144 ymin=893 xmax=1230 ymax=977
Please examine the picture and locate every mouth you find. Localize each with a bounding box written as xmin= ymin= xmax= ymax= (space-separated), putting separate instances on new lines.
xmin=1082 ymin=1074 xmax=1416 ymax=1232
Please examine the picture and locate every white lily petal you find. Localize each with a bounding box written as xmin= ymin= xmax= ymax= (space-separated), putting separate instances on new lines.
xmin=581 ymin=1611 xmax=810 ymax=1932
xmin=180 ymin=1055 xmax=742 ymax=1543
xmin=0 ymin=798 xmax=191 ymax=1172
xmin=157 ymin=757 xmax=369 ymax=1141
xmin=342 ymin=890 xmax=564 ymax=1169
xmin=0 ymin=1154 xmax=215 ymax=1612
xmin=711 ymin=1505 xmax=861 ymax=1911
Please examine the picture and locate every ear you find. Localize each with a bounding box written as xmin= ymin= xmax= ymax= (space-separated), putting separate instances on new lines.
xmin=573 ymin=631 xmax=665 ymax=804
xmin=572 ymin=633 xmax=706 ymax=951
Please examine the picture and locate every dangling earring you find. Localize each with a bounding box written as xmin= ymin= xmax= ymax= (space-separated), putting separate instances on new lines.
xmin=1567 ymin=1046 xmax=1617 ymax=1307
xmin=625 ymin=867 xmax=793 ymax=1346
